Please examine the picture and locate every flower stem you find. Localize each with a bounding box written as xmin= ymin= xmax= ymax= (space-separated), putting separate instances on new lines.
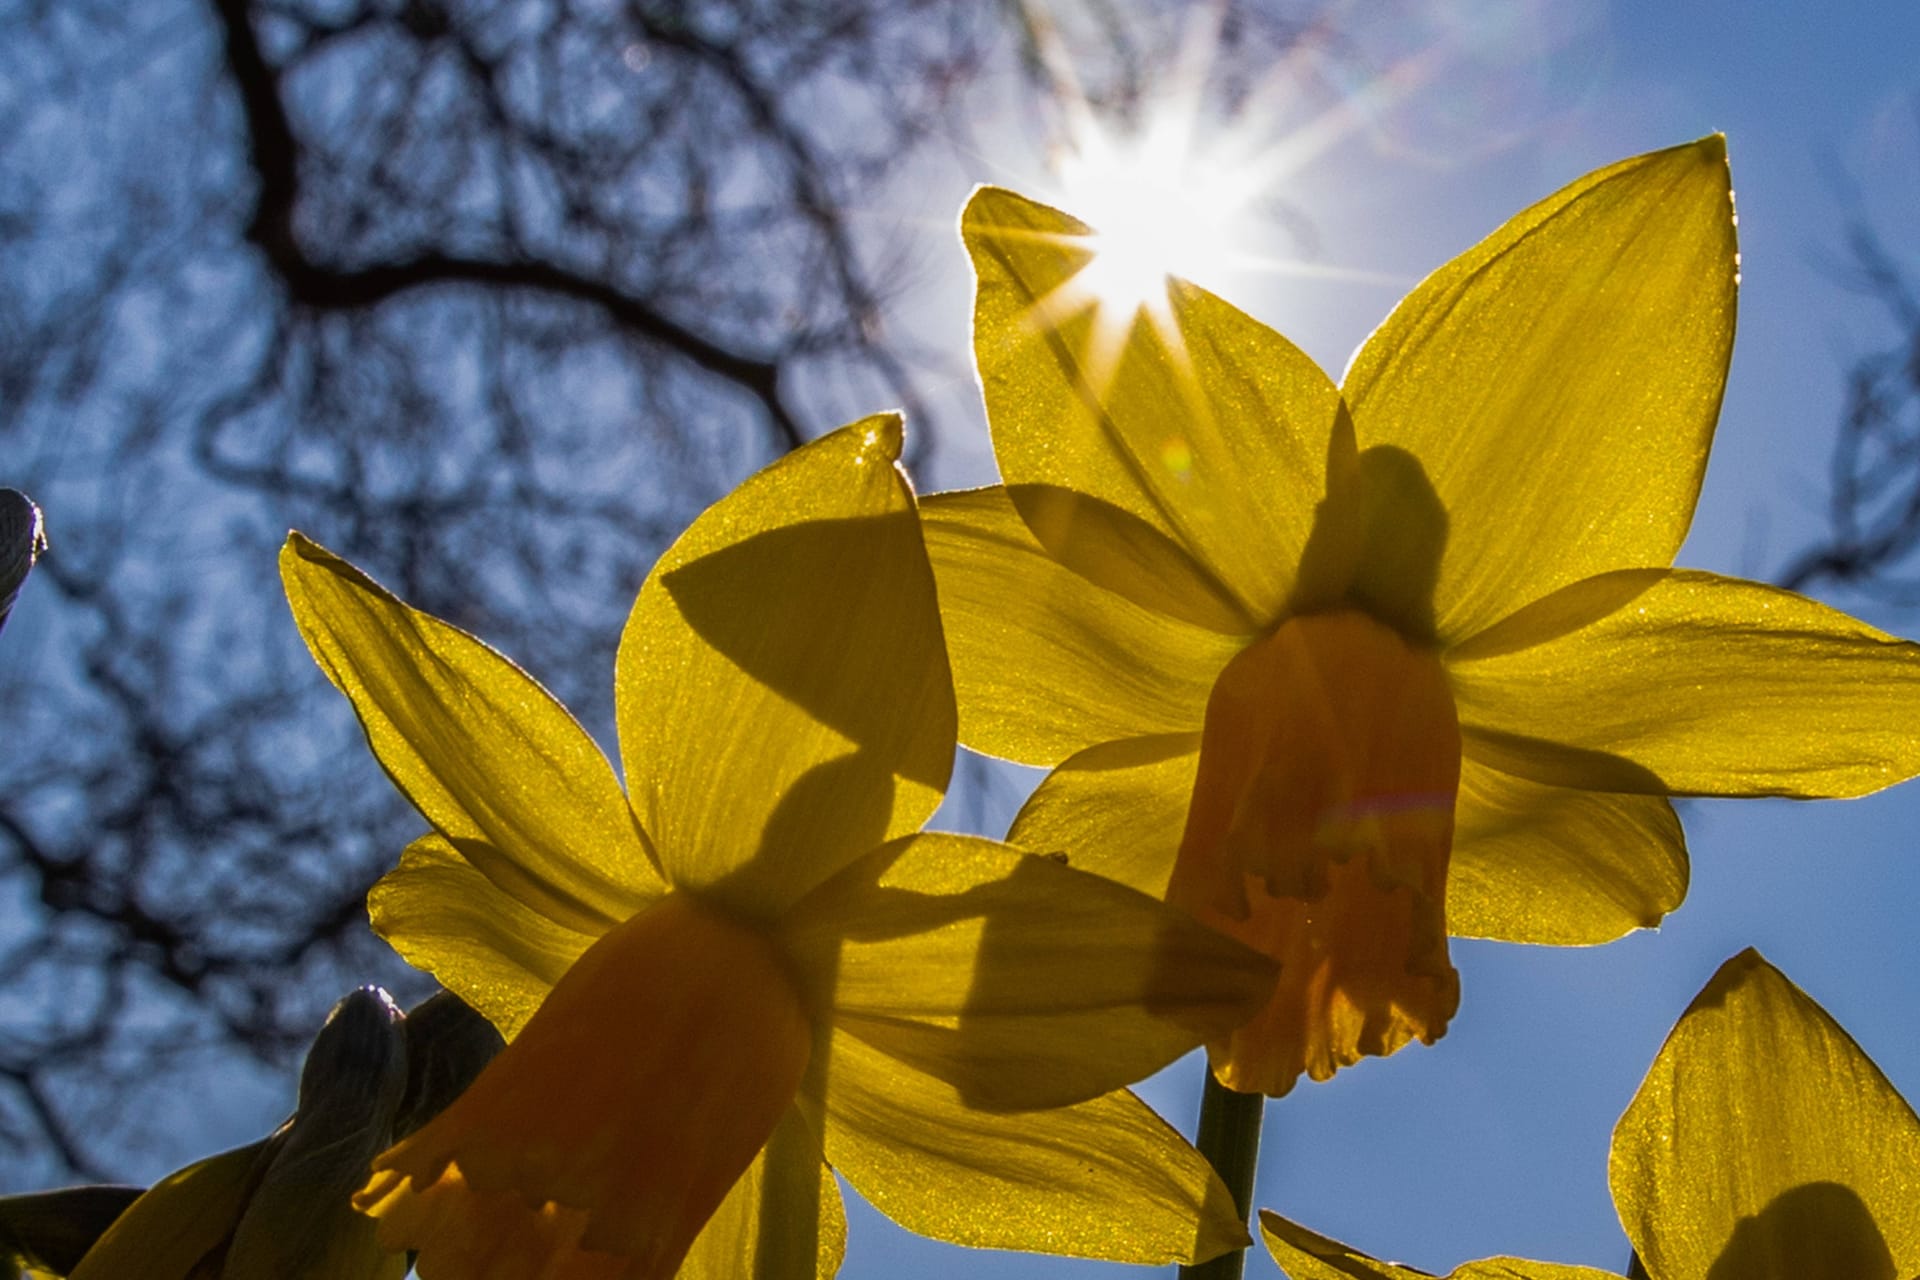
xmin=1179 ymin=1070 xmax=1264 ymax=1280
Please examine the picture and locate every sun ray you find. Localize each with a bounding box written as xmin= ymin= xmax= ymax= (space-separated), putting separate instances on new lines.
xmin=980 ymin=2 xmax=1459 ymax=438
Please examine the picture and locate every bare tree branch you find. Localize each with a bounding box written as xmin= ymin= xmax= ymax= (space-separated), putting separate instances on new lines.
xmin=0 ymin=0 xmax=1345 ymax=1183
xmin=1780 ymin=213 xmax=1920 ymax=603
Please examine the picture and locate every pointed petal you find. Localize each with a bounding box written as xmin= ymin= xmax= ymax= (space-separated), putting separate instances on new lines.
xmin=818 ymin=1029 xmax=1247 ymax=1265
xmin=367 ymin=835 xmax=597 ymax=1040
xmin=1449 ymin=758 xmax=1687 ymax=944
xmin=678 ymin=1109 xmax=846 ymax=1280
xmin=963 ymin=185 xmax=1344 ymax=626
xmin=779 ymin=833 xmax=1274 ymax=1111
xmin=1449 ymin=569 xmax=1920 ymax=798
xmin=1343 ymin=138 xmax=1738 ymax=642
xmin=922 ymin=488 xmax=1238 ymax=766
xmin=68 ymin=1143 xmax=262 ymax=1280
xmin=1612 ymin=950 xmax=1920 ymax=1280
xmin=615 ymin=416 xmax=956 ymax=917
xmin=1260 ymin=1211 xmax=1617 ymax=1280
xmin=1007 ymin=733 xmax=1200 ymax=898
xmin=280 ymin=535 xmax=660 ymax=916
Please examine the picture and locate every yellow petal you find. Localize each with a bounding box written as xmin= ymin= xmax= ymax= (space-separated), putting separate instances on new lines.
xmin=1006 ymin=733 xmax=1200 ymax=898
xmin=678 ymin=1109 xmax=846 ymax=1280
xmin=1448 ymin=569 xmax=1920 ymax=798
xmin=280 ymin=535 xmax=660 ymax=917
xmin=817 ymin=1029 xmax=1246 ymax=1265
xmin=368 ymin=835 xmax=597 ymax=1039
xmin=361 ymin=892 xmax=813 ymax=1280
xmin=69 ymin=1143 xmax=261 ymax=1280
xmin=963 ymin=185 xmax=1343 ymax=626
xmin=1611 ymin=949 xmax=1920 ymax=1280
xmin=1449 ymin=758 xmax=1687 ymax=944
xmin=778 ymin=832 xmax=1274 ymax=1111
xmin=921 ymin=487 xmax=1239 ymax=766
xmin=1342 ymin=138 xmax=1737 ymax=642
xmin=1260 ymin=1211 xmax=1618 ymax=1280
xmin=615 ymin=416 xmax=956 ymax=917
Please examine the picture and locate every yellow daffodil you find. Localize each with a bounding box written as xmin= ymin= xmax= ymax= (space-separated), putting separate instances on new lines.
xmin=1261 ymin=948 xmax=1920 ymax=1279
xmin=280 ymin=418 xmax=1279 ymax=1279
xmin=927 ymin=136 xmax=1920 ymax=1096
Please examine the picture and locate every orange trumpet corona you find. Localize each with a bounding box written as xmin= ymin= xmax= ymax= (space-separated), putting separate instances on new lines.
xmin=357 ymin=892 xmax=814 ymax=1280
xmin=1167 ymin=610 xmax=1462 ymax=1095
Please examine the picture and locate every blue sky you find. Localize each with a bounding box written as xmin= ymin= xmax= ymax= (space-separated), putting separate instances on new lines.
xmin=842 ymin=3 xmax=1920 ymax=1276
xmin=17 ymin=3 xmax=1910 ymax=1273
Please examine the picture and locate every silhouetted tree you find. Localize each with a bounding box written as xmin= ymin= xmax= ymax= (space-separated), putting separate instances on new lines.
xmin=1780 ymin=212 xmax=1920 ymax=603
xmin=0 ymin=0 xmax=1337 ymax=1183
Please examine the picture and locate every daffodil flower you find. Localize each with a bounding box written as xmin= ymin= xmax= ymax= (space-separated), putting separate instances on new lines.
xmin=281 ymin=418 xmax=1279 ymax=1279
xmin=927 ymin=136 xmax=1920 ymax=1096
xmin=1261 ymin=948 xmax=1920 ymax=1279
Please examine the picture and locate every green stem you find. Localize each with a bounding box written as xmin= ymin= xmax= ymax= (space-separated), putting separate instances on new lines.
xmin=1179 ymin=1070 xmax=1264 ymax=1280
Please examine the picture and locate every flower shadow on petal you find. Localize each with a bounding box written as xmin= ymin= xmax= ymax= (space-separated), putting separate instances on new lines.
xmin=1462 ymin=726 xmax=1670 ymax=795
xmin=954 ymin=855 xmax=1273 ymax=1109
xmin=1334 ymin=446 xmax=1448 ymax=644
xmin=1447 ymin=571 xmax=1676 ymax=797
xmin=697 ymin=751 xmax=895 ymax=1272
xmin=740 ymin=746 xmax=895 ymax=905
xmin=723 ymin=754 xmax=881 ymax=1273
xmin=1285 ymin=409 xmax=1447 ymax=646
xmin=652 ymin=741 xmax=900 ymax=924
xmin=447 ymin=836 xmax=622 ymax=936
xmin=1447 ymin=569 xmax=1669 ymax=664
xmin=660 ymin=510 xmax=951 ymax=794
xmin=1704 ymin=1181 xmax=1896 ymax=1280
xmin=1005 ymin=483 xmax=1255 ymax=634
xmin=790 ymin=842 xmax=1272 ymax=1113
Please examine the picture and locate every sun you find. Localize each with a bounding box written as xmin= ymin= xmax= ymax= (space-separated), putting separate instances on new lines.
xmin=1054 ymin=119 xmax=1243 ymax=316
xmin=1009 ymin=8 xmax=1301 ymax=395
xmin=996 ymin=3 xmax=1429 ymax=404
xmin=1026 ymin=98 xmax=1268 ymax=404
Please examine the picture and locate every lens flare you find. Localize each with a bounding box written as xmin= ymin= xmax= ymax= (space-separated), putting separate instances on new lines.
xmin=991 ymin=2 xmax=1446 ymax=409
xmin=1055 ymin=122 xmax=1244 ymax=312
